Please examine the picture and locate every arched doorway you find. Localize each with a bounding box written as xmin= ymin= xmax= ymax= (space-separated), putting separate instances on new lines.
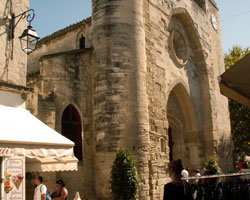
xmin=167 ymin=83 xmax=200 ymax=169
xmin=61 ymin=104 xmax=83 ymax=161
xmin=167 ymin=8 xmax=214 ymax=165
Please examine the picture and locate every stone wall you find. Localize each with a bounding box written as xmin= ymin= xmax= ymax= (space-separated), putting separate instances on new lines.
xmin=27 ymin=18 xmax=92 ymax=74
xmin=91 ymin=0 xmax=232 ymax=199
xmin=143 ymin=0 xmax=233 ymax=198
xmin=27 ymin=49 xmax=95 ymax=200
xmin=0 ymin=0 xmax=28 ymax=86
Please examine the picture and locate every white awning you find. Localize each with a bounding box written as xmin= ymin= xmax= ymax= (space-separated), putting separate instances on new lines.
xmin=219 ymin=53 xmax=250 ymax=107
xmin=26 ymin=157 xmax=78 ymax=172
xmin=0 ymin=105 xmax=78 ymax=171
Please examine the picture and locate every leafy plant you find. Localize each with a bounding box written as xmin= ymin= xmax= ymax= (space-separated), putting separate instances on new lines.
xmin=110 ymin=148 xmax=140 ymax=200
xmin=238 ymin=152 xmax=247 ymax=163
xmin=204 ymin=156 xmax=222 ymax=175
xmin=237 ymin=152 xmax=248 ymax=170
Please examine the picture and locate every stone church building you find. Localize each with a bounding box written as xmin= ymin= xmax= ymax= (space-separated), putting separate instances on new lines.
xmin=27 ymin=0 xmax=233 ymax=199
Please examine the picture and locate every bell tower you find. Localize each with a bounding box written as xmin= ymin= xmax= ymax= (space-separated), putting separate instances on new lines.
xmin=92 ymin=0 xmax=150 ymax=199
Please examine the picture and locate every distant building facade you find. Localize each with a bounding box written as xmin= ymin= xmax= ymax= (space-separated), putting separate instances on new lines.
xmin=1 ymin=1 xmax=71 ymax=199
xmin=27 ymin=0 xmax=233 ymax=199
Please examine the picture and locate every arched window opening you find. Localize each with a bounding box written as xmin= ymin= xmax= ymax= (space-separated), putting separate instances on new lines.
xmin=61 ymin=105 xmax=83 ymax=161
xmin=79 ymin=36 xmax=85 ymax=49
xmin=171 ymin=30 xmax=188 ymax=66
xmin=194 ymin=0 xmax=206 ymax=10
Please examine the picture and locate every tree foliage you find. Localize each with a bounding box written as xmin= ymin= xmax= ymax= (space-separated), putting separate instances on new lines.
xmin=225 ymin=46 xmax=250 ymax=70
xmin=110 ymin=148 xmax=140 ymax=200
xmin=224 ymin=46 xmax=250 ymax=154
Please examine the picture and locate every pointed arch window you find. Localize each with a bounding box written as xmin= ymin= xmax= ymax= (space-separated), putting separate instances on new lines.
xmin=61 ymin=105 xmax=83 ymax=161
xmin=79 ymin=35 xmax=85 ymax=49
xmin=194 ymin=0 xmax=206 ymax=10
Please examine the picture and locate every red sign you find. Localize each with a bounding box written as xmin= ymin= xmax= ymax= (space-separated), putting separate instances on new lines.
xmin=0 ymin=148 xmax=14 ymax=157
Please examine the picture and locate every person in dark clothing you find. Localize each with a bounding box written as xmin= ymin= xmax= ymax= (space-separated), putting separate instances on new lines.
xmin=163 ymin=159 xmax=193 ymax=200
xmin=51 ymin=179 xmax=68 ymax=200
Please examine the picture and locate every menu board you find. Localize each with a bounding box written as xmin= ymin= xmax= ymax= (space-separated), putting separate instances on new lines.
xmin=1 ymin=157 xmax=25 ymax=200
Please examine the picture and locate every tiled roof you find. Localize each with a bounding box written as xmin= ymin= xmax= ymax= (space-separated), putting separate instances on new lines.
xmin=37 ymin=17 xmax=91 ymax=46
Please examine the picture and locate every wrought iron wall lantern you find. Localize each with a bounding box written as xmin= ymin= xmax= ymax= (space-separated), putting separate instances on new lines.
xmin=10 ymin=9 xmax=40 ymax=55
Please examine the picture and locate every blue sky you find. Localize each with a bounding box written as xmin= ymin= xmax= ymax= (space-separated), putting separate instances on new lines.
xmin=217 ymin=0 xmax=250 ymax=52
xmin=29 ymin=0 xmax=91 ymax=38
xmin=30 ymin=0 xmax=250 ymax=53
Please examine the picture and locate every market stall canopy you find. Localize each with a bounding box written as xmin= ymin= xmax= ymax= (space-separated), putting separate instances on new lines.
xmin=0 ymin=105 xmax=78 ymax=172
xmin=219 ymin=53 xmax=250 ymax=107
xmin=26 ymin=157 xmax=78 ymax=172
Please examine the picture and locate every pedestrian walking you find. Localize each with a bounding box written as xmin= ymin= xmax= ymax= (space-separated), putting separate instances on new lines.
xmin=195 ymin=169 xmax=201 ymax=184
xmin=51 ymin=179 xmax=68 ymax=200
xmin=164 ymin=159 xmax=193 ymax=200
xmin=181 ymin=167 xmax=189 ymax=182
xmin=33 ymin=176 xmax=51 ymax=200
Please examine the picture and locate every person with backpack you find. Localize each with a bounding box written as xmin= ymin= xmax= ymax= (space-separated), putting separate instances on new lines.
xmin=33 ymin=176 xmax=51 ymax=200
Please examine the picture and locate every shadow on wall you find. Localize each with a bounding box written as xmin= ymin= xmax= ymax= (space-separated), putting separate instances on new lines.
xmin=0 ymin=0 xmax=14 ymax=81
xmin=216 ymin=135 xmax=233 ymax=172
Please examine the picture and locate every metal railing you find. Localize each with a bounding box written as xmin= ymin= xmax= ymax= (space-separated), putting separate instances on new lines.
xmin=182 ymin=171 xmax=250 ymax=180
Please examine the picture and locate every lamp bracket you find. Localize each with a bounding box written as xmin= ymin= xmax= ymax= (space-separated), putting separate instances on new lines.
xmin=10 ymin=9 xmax=35 ymax=39
xmin=13 ymin=9 xmax=35 ymax=28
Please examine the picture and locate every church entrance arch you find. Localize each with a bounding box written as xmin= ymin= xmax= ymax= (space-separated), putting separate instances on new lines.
xmin=61 ymin=104 xmax=83 ymax=161
xmin=167 ymin=83 xmax=200 ymax=169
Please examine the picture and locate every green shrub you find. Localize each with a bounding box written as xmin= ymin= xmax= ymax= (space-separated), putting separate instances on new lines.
xmin=204 ymin=156 xmax=222 ymax=175
xmin=110 ymin=148 xmax=140 ymax=200
xmin=238 ymin=152 xmax=247 ymax=163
